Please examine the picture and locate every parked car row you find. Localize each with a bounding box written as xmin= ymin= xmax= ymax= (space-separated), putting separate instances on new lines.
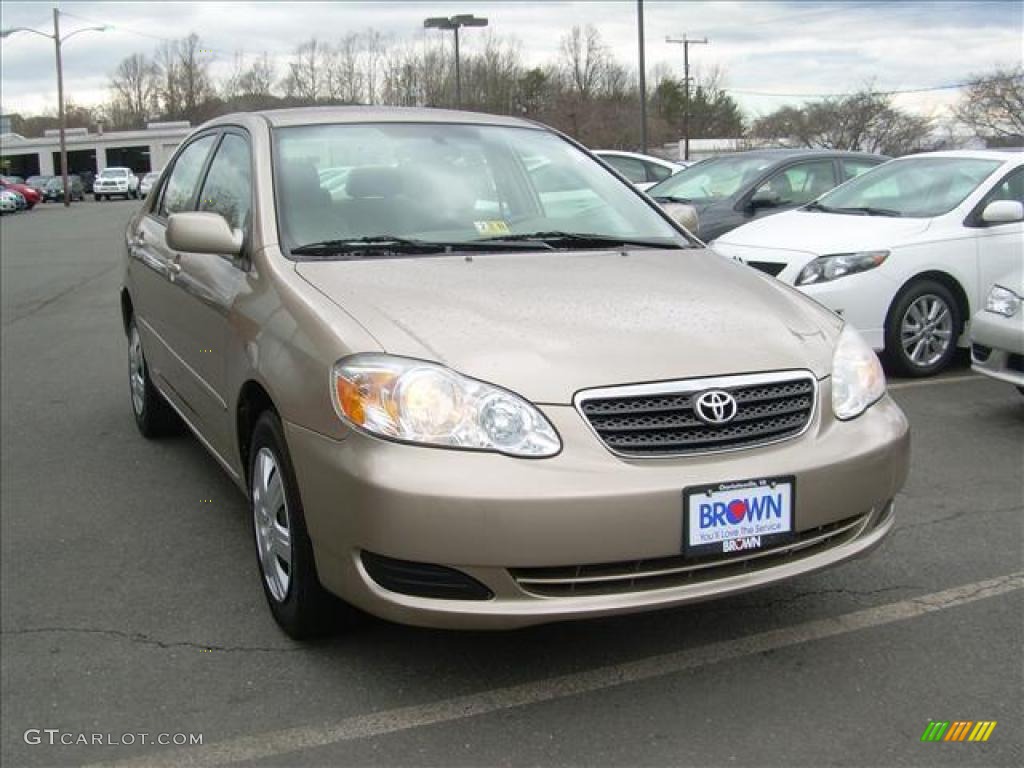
xmin=0 ymin=168 xmax=166 ymax=210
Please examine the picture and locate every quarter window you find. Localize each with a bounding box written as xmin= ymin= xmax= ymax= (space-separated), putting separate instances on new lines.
xmin=198 ymin=134 xmax=252 ymax=231
xmin=158 ymin=134 xmax=217 ymax=218
xmin=603 ymin=155 xmax=648 ymax=184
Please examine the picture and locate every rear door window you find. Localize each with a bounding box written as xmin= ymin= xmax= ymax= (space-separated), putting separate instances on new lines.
xmin=842 ymin=159 xmax=880 ymax=181
xmin=755 ymin=160 xmax=839 ymax=205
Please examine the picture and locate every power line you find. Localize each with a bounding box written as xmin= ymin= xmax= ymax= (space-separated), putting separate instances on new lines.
xmin=726 ymin=81 xmax=973 ymax=99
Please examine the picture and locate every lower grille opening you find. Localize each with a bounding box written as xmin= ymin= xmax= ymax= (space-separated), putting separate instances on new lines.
xmin=747 ymin=261 xmax=786 ymax=277
xmin=1007 ymin=353 xmax=1024 ymax=373
xmin=511 ymin=506 xmax=888 ymax=598
xmin=361 ymin=551 xmax=494 ymax=601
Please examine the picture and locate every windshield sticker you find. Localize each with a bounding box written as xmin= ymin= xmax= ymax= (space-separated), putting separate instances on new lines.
xmin=474 ymin=220 xmax=511 ymax=236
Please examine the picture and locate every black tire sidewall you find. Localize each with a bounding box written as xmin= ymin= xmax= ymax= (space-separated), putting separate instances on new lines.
xmin=885 ymin=280 xmax=961 ymax=377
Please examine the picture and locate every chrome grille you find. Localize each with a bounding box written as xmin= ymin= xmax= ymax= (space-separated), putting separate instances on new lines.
xmin=576 ymin=371 xmax=816 ymax=457
xmin=512 ymin=507 xmax=886 ymax=598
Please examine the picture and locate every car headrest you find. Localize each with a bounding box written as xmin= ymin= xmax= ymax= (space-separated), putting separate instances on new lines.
xmin=346 ymin=166 xmax=404 ymax=199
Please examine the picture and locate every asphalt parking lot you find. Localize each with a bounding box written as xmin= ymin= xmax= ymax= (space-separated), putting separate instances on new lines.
xmin=1 ymin=200 xmax=1021 ymax=768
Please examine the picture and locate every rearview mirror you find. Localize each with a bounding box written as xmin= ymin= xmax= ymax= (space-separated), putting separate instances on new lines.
xmin=981 ymin=200 xmax=1024 ymax=225
xmin=166 ymin=212 xmax=243 ymax=255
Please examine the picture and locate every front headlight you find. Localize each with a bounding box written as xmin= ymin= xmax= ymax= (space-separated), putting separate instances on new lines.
xmin=797 ymin=251 xmax=888 ymax=286
xmin=331 ymin=354 xmax=561 ymax=457
xmin=984 ymin=284 xmax=1020 ymax=317
xmin=832 ymin=325 xmax=886 ymax=420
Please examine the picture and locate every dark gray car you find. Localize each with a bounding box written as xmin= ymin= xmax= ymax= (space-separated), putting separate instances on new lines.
xmin=647 ymin=149 xmax=887 ymax=242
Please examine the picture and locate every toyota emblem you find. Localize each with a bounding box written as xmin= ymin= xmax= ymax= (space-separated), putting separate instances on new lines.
xmin=694 ymin=389 xmax=738 ymax=425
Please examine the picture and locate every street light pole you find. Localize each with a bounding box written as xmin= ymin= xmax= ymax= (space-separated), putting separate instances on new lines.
xmin=666 ymin=34 xmax=709 ymax=162
xmin=424 ymin=14 xmax=488 ymax=109
xmin=53 ymin=8 xmax=70 ymax=207
xmin=637 ymin=0 xmax=647 ymax=154
xmin=1 ymin=13 xmax=106 ymax=206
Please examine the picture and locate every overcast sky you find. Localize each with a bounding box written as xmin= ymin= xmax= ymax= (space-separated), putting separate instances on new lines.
xmin=1 ymin=1 xmax=1021 ymax=120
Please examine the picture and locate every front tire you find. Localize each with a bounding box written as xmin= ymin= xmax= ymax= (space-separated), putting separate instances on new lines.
xmin=885 ymin=280 xmax=960 ymax=377
xmin=249 ymin=411 xmax=349 ymax=639
xmin=127 ymin=318 xmax=179 ymax=437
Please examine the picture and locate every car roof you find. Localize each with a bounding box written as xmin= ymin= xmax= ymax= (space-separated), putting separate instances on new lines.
xmin=593 ymin=150 xmax=682 ymax=165
xmin=713 ymin=148 xmax=888 ymax=161
xmin=892 ymin=149 xmax=1023 ymax=161
xmin=207 ymin=106 xmax=541 ymax=131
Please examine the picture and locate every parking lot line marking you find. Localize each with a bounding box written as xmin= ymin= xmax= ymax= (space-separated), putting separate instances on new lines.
xmin=888 ymin=374 xmax=981 ymax=390
xmin=94 ymin=572 xmax=1023 ymax=768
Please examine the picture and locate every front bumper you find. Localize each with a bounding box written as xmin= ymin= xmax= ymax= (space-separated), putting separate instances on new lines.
xmin=971 ymin=309 xmax=1024 ymax=387
xmin=285 ymin=382 xmax=910 ymax=629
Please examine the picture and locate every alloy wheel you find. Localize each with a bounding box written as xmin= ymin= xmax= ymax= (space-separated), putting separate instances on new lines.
xmin=899 ymin=293 xmax=953 ymax=368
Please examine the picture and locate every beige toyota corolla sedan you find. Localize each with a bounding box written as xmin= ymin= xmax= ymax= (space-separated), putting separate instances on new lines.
xmin=121 ymin=107 xmax=910 ymax=638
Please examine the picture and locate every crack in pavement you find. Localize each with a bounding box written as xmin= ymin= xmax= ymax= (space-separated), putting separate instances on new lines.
xmin=893 ymin=503 xmax=1023 ymax=533
xmin=0 ymin=626 xmax=302 ymax=654
xmin=744 ymin=583 xmax=920 ymax=610
xmin=3 ymin=261 xmax=120 ymax=327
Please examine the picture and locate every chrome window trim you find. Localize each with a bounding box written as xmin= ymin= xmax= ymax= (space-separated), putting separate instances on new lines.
xmin=573 ymin=369 xmax=819 ymax=459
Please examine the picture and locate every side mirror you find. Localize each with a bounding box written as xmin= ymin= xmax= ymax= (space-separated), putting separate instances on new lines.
xmin=166 ymin=212 xmax=243 ymax=255
xmin=981 ymin=200 xmax=1024 ymax=225
xmin=661 ymin=201 xmax=699 ymax=233
xmin=749 ymin=188 xmax=780 ymax=209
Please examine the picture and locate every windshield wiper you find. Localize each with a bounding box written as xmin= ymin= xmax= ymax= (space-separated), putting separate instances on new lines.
xmin=474 ymin=231 xmax=686 ymax=250
xmin=652 ymin=195 xmax=693 ymax=204
xmin=291 ymin=235 xmax=549 ymax=258
xmin=829 ymin=206 xmax=903 ymax=217
xmin=803 ymin=201 xmax=837 ymax=213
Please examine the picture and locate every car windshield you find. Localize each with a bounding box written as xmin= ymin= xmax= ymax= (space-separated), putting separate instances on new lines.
xmin=646 ymin=154 xmax=777 ymax=201
xmin=811 ymin=157 xmax=1002 ymax=218
xmin=101 ymin=169 xmax=129 ymax=178
xmin=273 ymin=122 xmax=691 ymax=257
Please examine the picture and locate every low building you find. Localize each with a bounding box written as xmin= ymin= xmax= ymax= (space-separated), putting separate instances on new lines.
xmin=0 ymin=121 xmax=191 ymax=179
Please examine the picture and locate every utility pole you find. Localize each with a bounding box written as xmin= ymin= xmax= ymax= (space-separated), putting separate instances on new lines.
xmin=637 ymin=0 xmax=647 ymax=154
xmin=666 ymin=34 xmax=709 ymax=161
xmin=53 ymin=8 xmax=68 ymax=207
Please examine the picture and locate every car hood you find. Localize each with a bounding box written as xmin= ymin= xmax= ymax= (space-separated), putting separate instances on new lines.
xmin=715 ymin=209 xmax=933 ymax=254
xmin=295 ymin=249 xmax=840 ymax=404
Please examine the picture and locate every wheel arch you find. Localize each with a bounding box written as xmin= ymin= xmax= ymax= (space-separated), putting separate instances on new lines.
xmin=120 ymin=288 xmax=134 ymax=336
xmin=236 ymin=380 xmax=280 ymax=486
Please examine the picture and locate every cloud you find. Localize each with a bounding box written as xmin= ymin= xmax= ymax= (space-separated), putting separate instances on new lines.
xmin=1 ymin=0 xmax=1021 ymax=117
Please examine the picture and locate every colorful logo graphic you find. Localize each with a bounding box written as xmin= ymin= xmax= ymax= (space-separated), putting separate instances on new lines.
xmin=920 ymin=720 xmax=997 ymax=742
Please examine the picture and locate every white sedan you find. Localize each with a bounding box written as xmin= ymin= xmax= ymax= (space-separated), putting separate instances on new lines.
xmin=594 ymin=150 xmax=688 ymax=191
xmin=0 ymin=189 xmax=19 ymax=214
xmin=711 ymin=150 xmax=1024 ymax=376
xmin=971 ymin=271 xmax=1024 ymax=392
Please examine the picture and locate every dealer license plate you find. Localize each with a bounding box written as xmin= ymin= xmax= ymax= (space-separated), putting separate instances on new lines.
xmin=683 ymin=476 xmax=795 ymax=557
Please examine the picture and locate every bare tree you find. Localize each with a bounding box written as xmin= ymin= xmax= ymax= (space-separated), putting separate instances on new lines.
xmin=176 ymin=34 xmax=215 ymax=120
xmin=954 ymin=66 xmax=1024 ymax=139
xmin=283 ymin=38 xmax=325 ymax=103
xmin=109 ymin=53 xmax=159 ymax=128
xmin=752 ymin=90 xmax=933 ymax=155
xmin=558 ymin=25 xmax=609 ymax=99
xmin=154 ymin=40 xmax=182 ymax=118
xmin=238 ymin=53 xmax=276 ymax=99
